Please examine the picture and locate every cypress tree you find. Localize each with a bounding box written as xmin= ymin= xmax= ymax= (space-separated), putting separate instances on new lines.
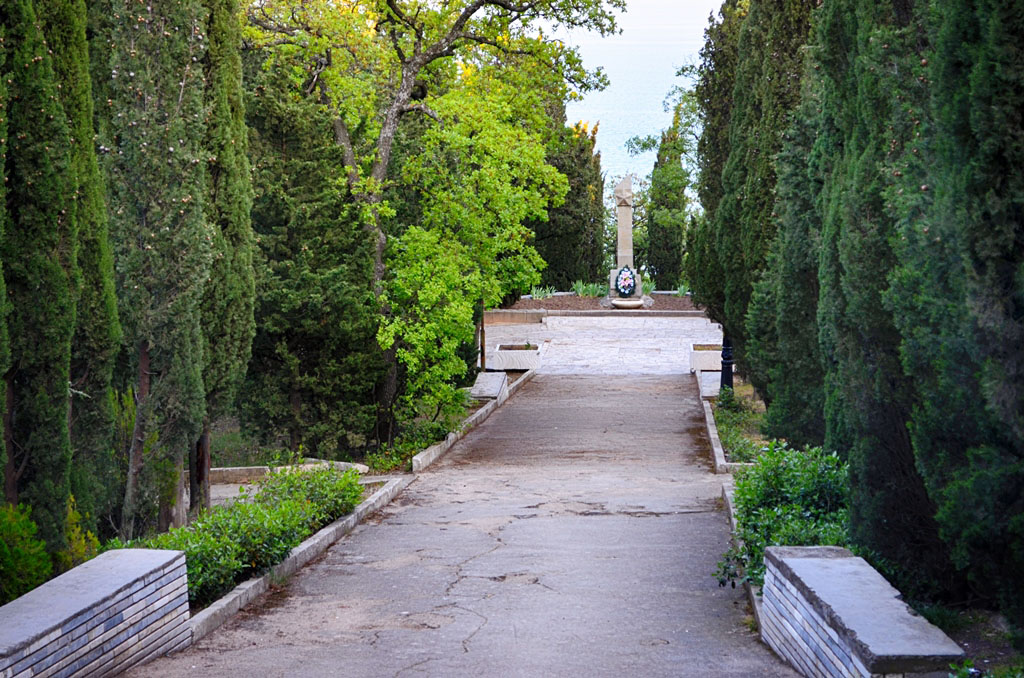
xmin=1 ymin=0 xmax=76 ymax=552
xmin=645 ymin=102 xmax=693 ymax=290
xmin=241 ymin=60 xmax=383 ymax=458
xmin=689 ymin=0 xmax=747 ymax=323
xmin=888 ymin=0 xmax=1024 ymax=637
xmin=0 ymin=21 xmax=8 ymax=486
xmin=94 ymin=0 xmax=211 ymax=535
xmin=191 ymin=0 xmax=255 ymax=513
xmin=531 ymin=120 xmax=605 ymax=290
xmin=712 ymin=0 xmax=813 ymax=386
xmin=745 ymin=58 xmax=826 ymax=448
xmin=813 ymin=0 xmax=954 ymax=595
xmin=35 ymin=0 xmax=121 ymax=536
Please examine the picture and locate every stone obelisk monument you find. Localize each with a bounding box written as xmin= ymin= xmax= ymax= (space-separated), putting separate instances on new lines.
xmin=609 ymin=176 xmax=644 ymax=308
xmin=615 ymin=176 xmax=634 ymax=268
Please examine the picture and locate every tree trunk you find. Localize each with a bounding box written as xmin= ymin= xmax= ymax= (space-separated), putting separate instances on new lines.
xmin=189 ymin=422 xmax=211 ymax=516
xmin=158 ymin=457 xmax=187 ymax=531
xmin=121 ymin=341 xmax=151 ymax=539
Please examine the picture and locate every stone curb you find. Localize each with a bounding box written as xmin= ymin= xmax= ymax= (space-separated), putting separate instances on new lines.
xmin=700 ymin=374 xmax=754 ymax=474
xmin=189 ymin=475 xmax=414 ymax=643
xmin=412 ymin=368 xmax=537 ymax=472
xmin=484 ymin=309 xmax=704 ymax=324
xmin=721 ymin=483 xmax=765 ymax=634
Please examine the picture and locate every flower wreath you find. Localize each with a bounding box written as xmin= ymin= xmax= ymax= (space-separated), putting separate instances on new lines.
xmin=615 ymin=266 xmax=637 ymax=297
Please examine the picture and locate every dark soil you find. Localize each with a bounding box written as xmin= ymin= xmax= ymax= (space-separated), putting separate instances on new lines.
xmin=508 ymin=293 xmax=699 ymax=311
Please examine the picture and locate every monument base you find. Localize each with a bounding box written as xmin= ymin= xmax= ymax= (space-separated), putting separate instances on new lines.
xmin=611 ymin=297 xmax=643 ymax=309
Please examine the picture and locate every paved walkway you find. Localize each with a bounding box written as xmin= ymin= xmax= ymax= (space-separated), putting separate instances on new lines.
xmin=132 ymin=316 xmax=795 ymax=677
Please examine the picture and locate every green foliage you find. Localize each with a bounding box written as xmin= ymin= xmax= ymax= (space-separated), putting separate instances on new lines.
xmin=54 ymin=495 xmax=100 ymax=573
xmin=745 ymin=58 xmax=826 ymax=449
xmin=636 ymin=84 xmax=699 ymax=290
xmin=35 ymin=0 xmax=123 ymax=540
xmin=530 ymin=118 xmax=606 ymax=290
xmin=93 ymin=0 xmax=213 ymax=534
xmin=365 ymin=420 xmax=449 ymax=473
xmin=709 ymin=0 xmax=813 ymax=381
xmin=199 ymin=0 xmax=256 ymax=422
xmin=0 ymin=7 xmax=8 ymax=495
xmin=717 ymin=442 xmax=849 ymax=587
xmin=530 ymin=286 xmax=556 ymax=299
xmin=948 ymin=660 xmax=1024 ymax=678
xmin=379 ymin=89 xmax=563 ymax=420
xmin=240 ymin=58 xmax=383 ymax=458
xmin=0 ymin=504 xmax=52 ymax=604
xmin=125 ymin=467 xmax=362 ymax=607
xmin=712 ymin=388 xmax=762 ymax=463
xmin=884 ymin=0 xmax=1024 ymax=641
xmin=1 ymin=0 xmax=77 ymax=551
xmin=688 ymin=0 xmax=748 ymax=323
xmin=571 ymin=281 xmax=607 ymax=297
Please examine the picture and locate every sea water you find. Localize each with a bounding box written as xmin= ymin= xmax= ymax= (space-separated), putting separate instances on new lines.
xmin=561 ymin=0 xmax=722 ymax=188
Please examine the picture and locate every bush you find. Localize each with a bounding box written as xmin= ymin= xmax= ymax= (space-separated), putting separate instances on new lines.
xmin=366 ymin=419 xmax=449 ymax=473
xmin=529 ymin=285 xmax=555 ymax=299
xmin=717 ymin=442 xmax=849 ymax=587
xmin=0 ymin=504 xmax=53 ymax=604
xmin=121 ymin=466 xmax=363 ymax=607
xmin=570 ymin=280 xmax=606 ymax=297
xmin=713 ymin=387 xmax=763 ymax=463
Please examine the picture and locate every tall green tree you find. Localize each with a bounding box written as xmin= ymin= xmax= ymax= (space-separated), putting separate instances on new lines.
xmin=887 ymin=0 xmax=1024 ymax=638
xmin=0 ymin=17 xmax=9 ymax=496
xmin=744 ymin=57 xmax=826 ymax=448
xmin=93 ymin=0 xmax=212 ymax=536
xmin=812 ymin=0 xmax=954 ymax=596
xmin=640 ymin=87 xmax=699 ymax=290
xmin=1 ymin=0 xmax=77 ymax=552
xmin=192 ymin=0 xmax=255 ymax=513
xmin=711 ymin=0 xmax=813 ymax=384
xmin=530 ymin=118 xmax=605 ymax=290
xmin=688 ymin=0 xmax=748 ymax=322
xmin=240 ymin=60 xmax=383 ymax=457
xmin=245 ymin=0 xmax=620 ymax=442
xmin=35 ymin=0 xmax=122 ymax=536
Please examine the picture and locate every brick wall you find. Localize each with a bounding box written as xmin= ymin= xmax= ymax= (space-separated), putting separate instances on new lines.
xmin=0 ymin=549 xmax=190 ymax=677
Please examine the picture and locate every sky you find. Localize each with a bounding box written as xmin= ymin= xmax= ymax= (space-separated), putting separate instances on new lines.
xmin=557 ymin=0 xmax=723 ymax=186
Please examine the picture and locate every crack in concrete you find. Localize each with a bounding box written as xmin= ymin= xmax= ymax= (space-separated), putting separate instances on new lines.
xmin=393 ymin=656 xmax=437 ymax=677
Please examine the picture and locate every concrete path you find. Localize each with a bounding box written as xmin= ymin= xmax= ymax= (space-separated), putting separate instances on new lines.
xmin=131 ymin=317 xmax=795 ymax=677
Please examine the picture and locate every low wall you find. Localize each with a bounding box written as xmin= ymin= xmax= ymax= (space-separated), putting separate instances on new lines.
xmin=0 ymin=549 xmax=190 ymax=678
xmin=761 ymin=546 xmax=963 ymax=678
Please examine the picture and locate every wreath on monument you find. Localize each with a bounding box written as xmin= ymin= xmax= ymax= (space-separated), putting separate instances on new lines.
xmin=615 ymin=266 xmax=637 ymax=297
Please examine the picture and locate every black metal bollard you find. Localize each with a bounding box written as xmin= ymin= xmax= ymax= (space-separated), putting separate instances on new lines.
xmin=720 ymin=335 xmax=734 ymax=391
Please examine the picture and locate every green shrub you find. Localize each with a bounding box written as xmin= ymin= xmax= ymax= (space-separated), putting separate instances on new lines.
xmin=642 ymin=278 xmax=654 ymax=295
xmin=529 ymin=285 xmax=556 ymax=299
xmin=0 ymin=504 xmax=54 ymax=604
xmin=570 ymin=280 xmax=606 ymax=297
xmin=712 ymin=387 xmax=763 ymax=463
xmin=717 ymin=442 xmax=849 ymax=587
xmin=676 ymin=282 xmax=690 ymax=297
xmin=366 ymin=420 xmax=450 ymax=473
xmin=120 ymin=466 xmax=363 ymax=607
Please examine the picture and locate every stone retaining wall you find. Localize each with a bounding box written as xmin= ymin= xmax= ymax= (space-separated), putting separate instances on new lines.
xmin=0 ymin=549 xmax=190 ymax=678
xmin=761 ymin=546 xmax=963 ymax=678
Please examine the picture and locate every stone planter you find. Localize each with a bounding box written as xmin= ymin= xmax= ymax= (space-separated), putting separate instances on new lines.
xmin=689 ymin=342 xmax=723 ymax=373
xmin=488 ymin=343 xmax=542 ymax=371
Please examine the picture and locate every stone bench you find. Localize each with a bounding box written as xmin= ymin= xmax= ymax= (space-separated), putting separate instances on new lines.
xmin=761 ymin=546 xmax=964 ymax=678
xmin=0 ymin=549 xmax=190 ymax=678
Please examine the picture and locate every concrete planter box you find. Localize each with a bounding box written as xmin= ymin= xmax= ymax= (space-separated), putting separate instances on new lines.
xmin=488 ymin=343 xmax=541 ymax=371
xmin=689 ymin=343 xmax=723 ymax=373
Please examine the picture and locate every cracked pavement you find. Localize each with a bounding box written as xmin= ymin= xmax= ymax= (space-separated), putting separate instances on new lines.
xmin=129 ymin=318 xmax=796 ymax=677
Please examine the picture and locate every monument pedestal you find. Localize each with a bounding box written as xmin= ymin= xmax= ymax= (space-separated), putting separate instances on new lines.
xmin=611 ymin=297 xmax=643 ymax=309
xmin=607 ymin=176 xmax=652 ymax=309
